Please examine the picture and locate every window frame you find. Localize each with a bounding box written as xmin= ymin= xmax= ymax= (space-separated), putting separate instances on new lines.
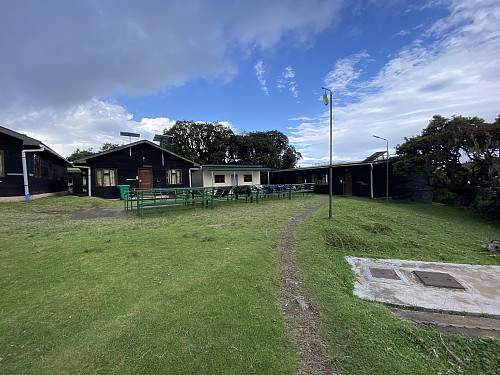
xmin=0 ymin=150 xmax=4 ymax=177
xmin=214 ymin=174 xmax=225 ymax=184
xmin=166 ymin=169 xmax=182 ymax=185
xmin=34 ymin=155 xmax=42 ymax=178
xmin=48 ymin=161 xmax=53 ymax=179
xmin=95 ymin=168 xmax=118 ymax=187
xmin=243 ymin=174 xmax=252 ymax=183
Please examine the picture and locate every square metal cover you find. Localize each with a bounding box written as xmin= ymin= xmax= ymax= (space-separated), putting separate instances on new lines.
xmin=370 ymin=267 xmax=400 ymax=280
xmin=413 ymin=271 xmax=465 ymax=289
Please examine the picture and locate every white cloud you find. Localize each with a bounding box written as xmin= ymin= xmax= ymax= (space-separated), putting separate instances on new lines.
xmin=0 ymin=1 xmax=345 ymax=159
xmin=2 ymin=99 xmax=179 ymax=157
xmin=217 ymin=121 xmax=237 ymax=132
xmin=392 ymin=29 xmax=410 ymax=38
xmin=323 ymin=51 xmax=373 ymax=104
xmin=254 ymin=60 xmax=269 ymax=95
xmin=277 ymin=66 xmax=299 ymax=98
xmin=140 ymin=117 xmax=176 ymax=134
xmin=291 ymin=0 xmax=500 ymax=166
xmin=0 ymin=0 xmax=342 ymax=112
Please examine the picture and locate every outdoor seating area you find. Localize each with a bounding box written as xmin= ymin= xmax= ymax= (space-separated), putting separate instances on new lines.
xmin=122 ymin=183 xmax=315 ymax=217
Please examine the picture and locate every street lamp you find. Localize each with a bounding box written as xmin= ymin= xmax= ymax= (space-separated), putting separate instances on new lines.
xmin=373 ymin=135 xmax=389 ymax=204
xmin=322 ymin=87 xmax=333 ymax=219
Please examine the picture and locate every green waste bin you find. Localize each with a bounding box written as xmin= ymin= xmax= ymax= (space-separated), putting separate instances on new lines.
xmin=117 ymin=185 xmax=130 ymax=200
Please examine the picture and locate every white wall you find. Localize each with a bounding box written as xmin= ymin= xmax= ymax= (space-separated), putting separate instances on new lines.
xmin=200 ymin=170 xmax=261 ymax=187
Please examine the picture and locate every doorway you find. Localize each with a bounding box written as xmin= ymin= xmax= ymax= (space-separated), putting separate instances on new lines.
xmin=139 ymin=168 xmax=153 ymax=189
xmin=343 ymin=171 xmax=352 ymax=196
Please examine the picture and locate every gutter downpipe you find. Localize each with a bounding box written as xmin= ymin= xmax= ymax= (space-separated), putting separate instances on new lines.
xmin=370 ymin=163 xmax=374 ymax=199
xmin=22 ymin=147 xmax=44 ymax=201
xmin=77 ymin=166 xmax=92 ymax=197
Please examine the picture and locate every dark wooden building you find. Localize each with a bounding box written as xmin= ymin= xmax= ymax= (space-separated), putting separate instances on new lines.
xmin=72 ymin=140 xmax=199 ymax=199
xmin=271 ymin=155 xmax=432 ymax=203
xmin=0 ymin=126 xmax=70 ymax=201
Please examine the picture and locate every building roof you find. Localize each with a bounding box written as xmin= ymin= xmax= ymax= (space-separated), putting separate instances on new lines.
xmin=363 ymin=151 xmax=388 ymax=162
xmin=0 ymin=125 xmax=70 ymax=165
xmin=72 ymin=139 xmax=200 ymax=166
xmin=277 ymin=156 xmax=399 ymax=172
xmin=201 ymin=164 xmax=271 ymax=171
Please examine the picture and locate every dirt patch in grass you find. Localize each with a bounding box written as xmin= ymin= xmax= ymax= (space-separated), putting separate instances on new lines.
xmin=278 ymin=200 xmax=333 ymax=374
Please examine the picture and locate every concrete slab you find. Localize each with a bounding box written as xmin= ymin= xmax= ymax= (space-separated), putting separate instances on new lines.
xmin=346 ymin=256 xmax=500 ymax=317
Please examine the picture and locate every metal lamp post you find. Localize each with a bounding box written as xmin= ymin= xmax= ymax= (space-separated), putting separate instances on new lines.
xmin=322 ymin=87 xmax=333 ymax=219
xmin=373 ymin=135 xmax=389 ymax=204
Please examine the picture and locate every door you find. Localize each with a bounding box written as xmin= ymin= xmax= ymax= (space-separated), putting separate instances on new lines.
xmin=139 ymin=168 xmax=153 ymax=189
xmin=343 ymin=171 xmax=352 ymax=196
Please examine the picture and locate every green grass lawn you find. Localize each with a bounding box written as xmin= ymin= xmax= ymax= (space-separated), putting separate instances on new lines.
xmin=1 ymin=195 xmax=499 ymax=374
xmin=296 ymin=197 xmax=500 ymax=375
xmin=0 ymin=195 xmax=324 ymax=375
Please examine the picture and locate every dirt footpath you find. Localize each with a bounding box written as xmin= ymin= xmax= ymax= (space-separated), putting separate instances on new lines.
xmin=278 ymin=200 xmax=333 ymax=375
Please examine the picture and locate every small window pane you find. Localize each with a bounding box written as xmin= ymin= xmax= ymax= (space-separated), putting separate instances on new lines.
xmin=96 ymin=169 xmax=103 ymax=186
xmin=34 ymin=155 xmax=42 ymax=177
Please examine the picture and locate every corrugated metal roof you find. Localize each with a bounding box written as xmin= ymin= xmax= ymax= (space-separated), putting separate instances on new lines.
xmin=276 ymin=156 xmax=399 ymax=172
xmin=72 ymin=139 xmax=200 ymax=166
xmin=202 ymin=165 xmax=271 ymax=171
xmin=0 ymin=125 xmax=71 ymax=165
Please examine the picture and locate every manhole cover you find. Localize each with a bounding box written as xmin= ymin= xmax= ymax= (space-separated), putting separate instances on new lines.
xmin=370 ymin=268 xmax=400 ymax=280
xmin=413 ymin=271 xmax=465 ymax=289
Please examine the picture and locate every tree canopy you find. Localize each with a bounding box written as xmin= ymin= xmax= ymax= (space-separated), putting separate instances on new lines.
xmin=394 ymin=114 xmax=500 ymax=215
xmin=66 ymin=148 xmax=94 ymax=162
xmin=163 ymin=121 xmax=301 ymax=169
xmin=67 ymin=143 xmax=121 ymax=161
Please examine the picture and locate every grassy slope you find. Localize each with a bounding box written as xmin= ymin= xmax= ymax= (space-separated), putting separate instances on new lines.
xmin=0 ymin=195 xmax=326 ymax=375
xmin=296 ymin=197 xmax=500 ymax=375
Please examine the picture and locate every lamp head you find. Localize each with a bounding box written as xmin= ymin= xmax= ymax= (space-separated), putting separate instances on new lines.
xmin=323 ymin=93 xmax=329 ymax=106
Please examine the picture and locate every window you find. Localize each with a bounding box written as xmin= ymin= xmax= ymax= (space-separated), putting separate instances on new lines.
xmin=56 ymin=165 xmax=61 ymax=180
xmin=96 ymin=168 xmax=117 ymax=187
xmin=48 ymin=161 xmax=53 ymax=179
xmin=166 ymin=169 xmax=182 ymax=185
xmin=0 ymin=150 xmax=4 ymax=177
xmin=214 ymin=175 xmax=225 ymax=183
xmin=34 ymin=155 xmax=41 ymax=177
xmin=243 ymin=174 xmax=252 ymax=183
xmin=312 ymin=173 xmax=328 ymax=186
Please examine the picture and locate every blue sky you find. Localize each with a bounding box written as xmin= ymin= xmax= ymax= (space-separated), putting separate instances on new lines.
xmin=1 ymin=0 xmax=499 ymax=166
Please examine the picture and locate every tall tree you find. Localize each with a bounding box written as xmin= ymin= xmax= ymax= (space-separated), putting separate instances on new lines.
xmin=67 ymin=148 xmax=94 ymax=162
xmin=394 ymin=115 xmax=500 ymax=214
xmin=231 ymin=131 xmax=301 ymax=169
xmin=67 ymin=142 xmax=121 ymax=161
xmin=163 ymin=121 xmax=301 ymax=169
xmin=99 ymin=142 xmax=120 ymax=152
xmin=164 ymin=121 xmax=234 ymax=164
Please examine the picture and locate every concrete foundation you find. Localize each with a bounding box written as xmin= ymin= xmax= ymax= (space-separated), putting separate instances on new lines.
xmin=346 ymin=256 xmax=500 ymax=317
